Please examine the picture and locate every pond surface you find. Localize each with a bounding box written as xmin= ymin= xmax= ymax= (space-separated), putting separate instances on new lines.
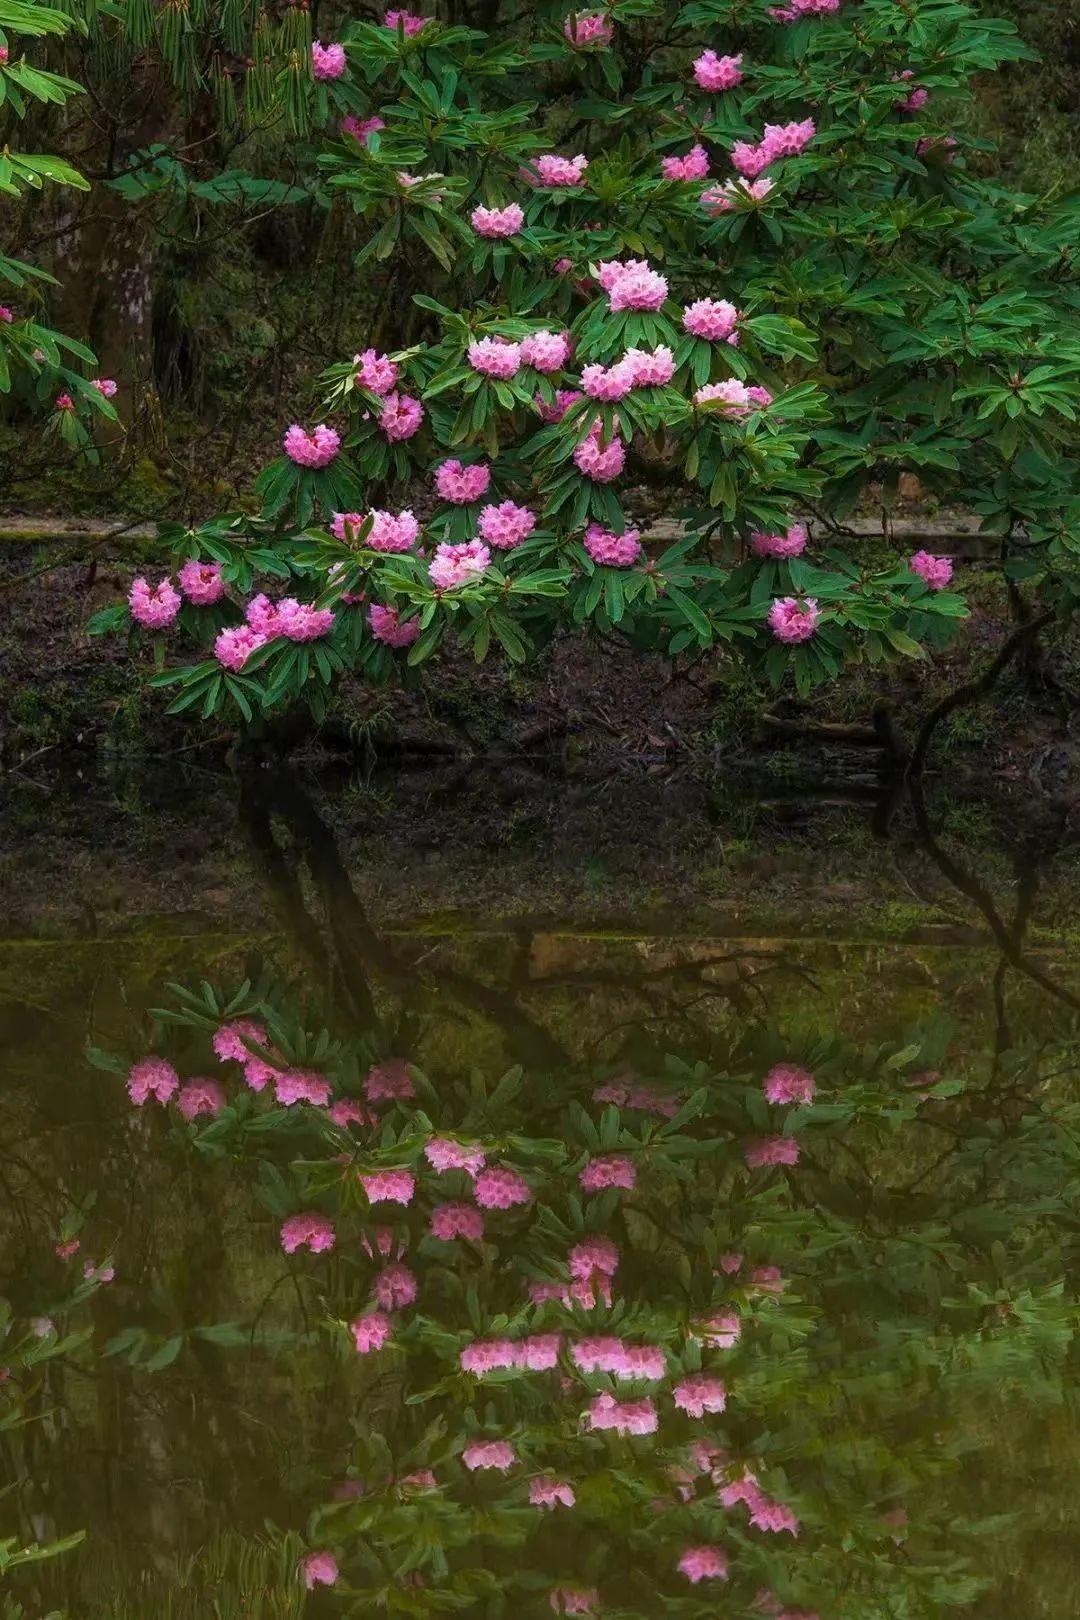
xmin=2 ymin=770 xmax=1079 ymax=1619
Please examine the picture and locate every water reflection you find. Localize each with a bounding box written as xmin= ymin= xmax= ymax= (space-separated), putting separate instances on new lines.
xmin=2 ymin=775 xmax=1079 ymax=1617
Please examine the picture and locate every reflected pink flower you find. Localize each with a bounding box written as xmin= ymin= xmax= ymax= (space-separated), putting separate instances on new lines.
xmin=351 ymin=1311 xmax=392 ymax=1353
xmin=579 ymin=1154 xmax=637 ymax=1193
xmin=373 ymin=1262 xmax=417 ymax=1309
xmin=127 ymin=1057 xmax=180 ymax=1106
xmin=679 ymin=1545 xmax=729 ymax=1582
xmin=474 ymin=1166 xmax=532 ymax=1209
xmin=177 ymin=1078 xmax=225 ymax=1121
xmin=361 ymin=1170 xmax=415 ymax=1205
xmin=673 ymin=1374 xmax=727 ymax=1417
xmin=461 ymin=1338 xmax=517 ymax=1373
xmin=764 ymin=1064 xmax=816 ymax=1104
xmin=462 ymin=1439 xmax=517 ymax=1471
xmin=303 ymin=1551 xmax=339 ymax=1589
xmin=275 ymin=1070 xmax=332 ymax=1107
xmin=531 ymin=1475 xmax=576 ymax=1508
xmin=516 ymin=1334 xmax=562 ymax=1370
xmin=425 ymin=1138 xmax=486 ymax=1176
xmin=281 ymin=1213 xmax=335 ymax=1255
xmin=431 ymin=1203 xmax=485 ymax=1241
xmin=745 ymin=1136 xmax=800 ymax=1168
xmin=573 ymin=1338 xmax=666 ymax=1380
xmin=365 ymin=1059 xmax=413 ymax=1102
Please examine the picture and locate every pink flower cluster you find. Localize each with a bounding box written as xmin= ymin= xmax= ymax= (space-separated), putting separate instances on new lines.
xmin=365 ymin=1059 xmax=414 ymax=1101
xmin=474 ymin=1165 xmax=531 ymax=1208
xmin=910 ymin=550 xmax=953 ymax=589
xmin=355 ymin=348 xmax=399 ymax=394
xmin=693 ymin=50 xmax=742 ymax=92
xmin=763 ymin=1063 xmax=816 ymax=1104
xmin=696 ymin=1311 xmax=742 ymax=1348
xmin=751 ymin=524 xmax=806 ymax=559
xmin=597 ymin=259 xmax=669 ymax=312
xmin=732 ymin=120 xmax=816 ymax=177
xmin=370 ymin=604 xmax=420 ymax=648
xmin=683 ymin=298 xmax=740 ymax=343
xmin=373 ymin=1262 xmax=417 ymax=1309
xmin=361 ymin=1170 xmax=416 ymax=1205
xmin=564 ymin=12 xmax=613 ymax=47
xmin=593 ymin=1078 xmax=681 ymax=1117
xmin=893 ymin=70 xmax=929 ymax=113
xmin=679 ymin=1546 xmax=729 ymax=1583
xmin=572 ymin=1338 xmax=666 ymax=1380
xmin=128 ymin=1056 xmax=180 ymax=1105
xmin=311 ymin=41 xmax=346 ymax=79
xmin=275 ymin=1069 xmax=332 ymax=1106
xmin=92 ymin=377 xmax=118 ymax=398
xmin=662 ymin=144 xmax=710 ymax=182
xmin=333 ymin=508 xmax=419 ymax=553
xmin=435 ymin=459 xmax=491 ymax=503
xmin=536 ymin=387 xmax=583 ymax=423
xmin=767 ymin=597 xmax=819 ymax=643
xmin=472 ymin=202 xmax=525 ymax=238
xmin=719 ymin=1472 xmax=800 ymax=1534
xmin=579 ymin=1153 xmax=636 ymax=1191
xmin=523 ymin=154 xmax=588 ymax=188
xmin=521 ymin=329 xmax=572 ymax=372
xmin=351 ymin=1310 xmax=393 ymax=1353
xmin=215 ymin=625 xmax=265 ymax=672
xmin=531 ymin=1476 xmax=575 ymax=1509
xmin=303 ymin=1552 xmax=339 ymax=1590
xmin=425 ymin=1137 xmax=486 ymax=1175
xmin=673 ymin=1373 xmax=727 ymax=1416
xmin=380 ymin=392 xmax=424 ymax=441
xmin=129 ymin=576 xmax=181 ymax=630
xmin=429 ymin=539 xmax=490 ymax=589
xmin=744 ymin=1134 xmax=801 ymax=1168
xmin=385 ymin=9 xmax=427 ymax=33
xmin=469 ymin=337 xmax=522 ymax=379
xmin=695 ymin=379 xmax=773 ymax=414
xmin=342 ymin=114 xmax=384 ymax=145
xmin=281 ymin=1212 xmax=336 ymax=1254
xmin=574 ymin=426 xmax=625 ymax=483
xmin=702 ymin=177 xmax=775 ymax=214
xmin=479 ymin=501 xmax=536 ymax=550
xmin=282 ymin=423 xmax=340 ymax=468
xmin=586 ymin=1392 xmax=658 ymax=1434
xmin=246 ymin=595 xmax=335 ymax=642
xmin=431 ymin=1202 xmax=485 ymax=1241
xmin=460 ymin=1334 xmax=561 ymax=1373
xmin=582 ymin=525 xmax=641 ymax=568
xmin=462 ymin=1439 xmax=517 ymax=1471
xmin=179 ymin=559 xmax=225 ymax=604
xmin=770 ymin=0 xmax=839 ymax=20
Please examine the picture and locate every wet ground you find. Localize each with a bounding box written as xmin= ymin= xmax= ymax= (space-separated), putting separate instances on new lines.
xmin=1 ymin=766 xmax=1079 ymax=1617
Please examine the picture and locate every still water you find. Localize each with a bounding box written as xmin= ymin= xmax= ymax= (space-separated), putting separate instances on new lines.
xmin=2 ymin=771 xmax=1079 ymax=1618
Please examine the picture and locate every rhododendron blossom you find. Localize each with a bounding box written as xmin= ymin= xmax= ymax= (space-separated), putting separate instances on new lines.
xmin=702 ymin=177 xmax=775 ymax=214
xmin=673 ymin=1374 xmax=727 ymax=1417
xmin=679 ymin=1546 xmax=729 ymax=1582
xmin=515 ymin=1333 xmax=561 ymax=1370
xmin=429 ymin=540 xmax=490 ymax=589
xmin=764 ymin=1063 xmax=816 ymax=1104
xmin=564 ymin=11 xmax=613 ymax=47
xmin=342 ymin=114 xmax=384 ymax=144
xmin=624 ymin=345 xmax=676 ymax=387
xmin=744 ymin=1134 xmax=801 ymax=1167
xmin=752 ymin=524 xmax=807 ymax=559
xmin=460 ymin=1338 xmax=517 ymax=1373
xmin=768 ymin=597 xmax=819 ymax=644
xmin=697 ymin=1312 xmax=742 ymax=1348
xmin=361 ymin=1170 xmax=415 ymax=1205
xmin=83 ymin=1260 xmax=115 ymax=1284
xmin=531 ymin=1476 xmax=576 ymax=1508
xmin=550 ymin=1587 xmax=598 ymax=1615
xmin=521 ymin=330 xmax=571 ymax=372
xmin=581 ymin=360 xmax=634 ymax=402
xmin=56 ymin=393 xmax=74 ymax=410
xmin=311 ymin=41 xmax=346 ymax=79
xmin=750 ymin=1265 xmax=785 ymax=1293
xmin=536 ymin=387 xmax=582 ymax=423
xmin=128 ymin=1056 xmax=180 ymax=1105
xmin=354 ymin=349 xmax=399 ymax=395
xmin=373 ymin=1262 xmax=417 ymax=1310
xmin=435 ymin=459 xmax=491 ymax=503
xmin=479 ymin=501 xmax=536 ymax=550
xmin=129 ymin=576 xmax=181 ymax=629
xmin=380 ymin=392 xmax=424 ymax=441
xmin=425 ymin=1137 xmax=486 ymax=1176
xmin=55 ymin=1238 xmax=80 ymax=1260
xmin=573 ymin=1338 xmax=666 ymax=1380
xmin=350 ymin=1310 xmax=395 ymax=1352
xmin=212 ymin=1019 xmax=266 ymax=1063
xmin=662 ymin=144 xmax=710 ymax=182
xmin=334 ymin=508 xmax=419 ymax=553
xmin=586 ymin=1392 xmax=658 ymax=1434
xmin=579 ymin=1153 xmax=637 ymax=1191
xmin=606 ymin=262 xmax=669 ymax=312
xmin=328 ymin=1098 xmax=376 ymax=1130
xmin=693 ymin=50 xmax=743 ymax=92
xmin=474 ymin=1165 xmax=531 ymax=1208
xmin=369 ymin=604 xmax=421 ymax=647
xmin=215 ymin=625 xmax=266 ymax=672
xmin=469 ymin=336 xmax=522 ymax=379
xmin=281 ymin=1212 xmax=336 ymax=1255
xmin=574 ymin=428 xmax=625 ymax=482
xmin=91 ymin=377 xmax=118 ymax=397
xmin=385 ymin=9 xmax=427 ymax=33
xmin=303 ymin=1552 xmax=339 ymax=1590
xmin=176 ymin=1078 xmax=225 ymax=1121
xmin=683 ymin=298 xmax=740 ymax=343
xmin=910 ymin=550 xmax=954 ymax=589
xmin=431 ymin=1202 xmax=485 ymax=1241
xmin=569 ymin=1236 xmax=619 ymax=1278
xmin=179 ymin=559 xmax=225 ymax=605
xmin=365 ymin=1059 xmax=414 ymax=1101
xmin=523 ymin=154 xmax=588 ymax=188
xmin=471 ymin=202 xmax=524 ymax=238
xmin=282 ymin=423 xmax=340 ymax=467
xmin=462 ymin=1439 xmax=517 ymax=1471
